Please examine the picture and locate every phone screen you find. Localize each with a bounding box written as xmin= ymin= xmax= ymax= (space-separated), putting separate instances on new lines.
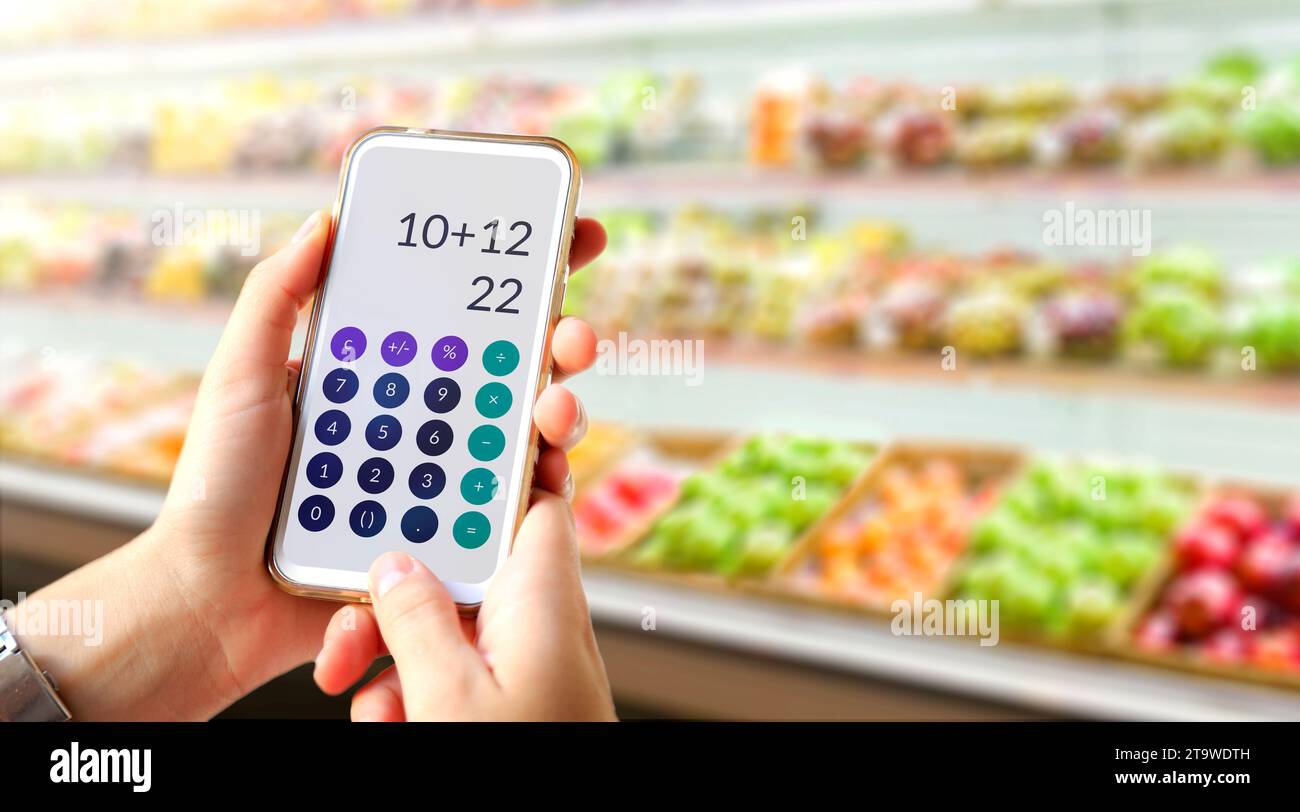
xmin=270 ymin=131 xmax=575 ymax=601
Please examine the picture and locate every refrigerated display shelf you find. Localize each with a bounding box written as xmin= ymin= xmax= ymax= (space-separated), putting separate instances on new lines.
xmin=2 ymin=458 xmax=1297 ymax=720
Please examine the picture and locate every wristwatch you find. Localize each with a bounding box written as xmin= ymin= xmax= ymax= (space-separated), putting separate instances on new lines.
xmin=0 ymin=611 xmax=72 ymax=722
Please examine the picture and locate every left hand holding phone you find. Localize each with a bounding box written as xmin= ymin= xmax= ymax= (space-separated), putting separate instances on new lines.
xmin=8 ymin=209 xmax=608 ymax=720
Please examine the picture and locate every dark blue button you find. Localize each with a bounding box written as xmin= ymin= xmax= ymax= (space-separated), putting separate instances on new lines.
xmin=416 ymin=419 xmax=453 ymax=456
xmin=349 ymin=500 xmax=386 ymax=538
xmin=323 ymin=368 xmax=359 ymax=403
xmin=357 ymin=457 xmax=395 ymax=494
xmin=373 ymin=372 xmax=410 ymax=408
xmin=365 ymin=414 xmax=402 ymax=451
xmin=298 ymin=495 xmax=335 ymax=531
xmin=314 ymin=409 xmax=350 ymax=446
xmin=408 ymin=462 xmax=446 ymax=500
xmin=423 ymin=377 xmax=461 ymax=414
xmin=305 ymin=451 xmax=343 ymax=488
xmin=401 ymin=506 xmax=438 ymax=544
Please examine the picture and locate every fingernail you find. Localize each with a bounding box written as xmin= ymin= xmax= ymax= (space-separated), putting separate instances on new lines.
xmin=292 ymin=210 xmax=321 ymax=245
xmin=565 ymin=397 xmax=589 ymax=451
xmin=562 ymin=470 xmax=575 ymax=502
xmin=371 ymin=552 xmax=414 ymax=599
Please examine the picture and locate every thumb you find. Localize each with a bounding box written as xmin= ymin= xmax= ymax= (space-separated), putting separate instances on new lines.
xmin=368 ymin=552 xmax=486 ymax=705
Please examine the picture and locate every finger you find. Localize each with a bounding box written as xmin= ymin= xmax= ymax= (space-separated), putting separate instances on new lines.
xmin=351 ymin=664 xmax=405 ymax=723
xmin=203 ymin=210 xmax=327 ymax=403
xmin=478 ymin=493 xmax=599 ymax=696
xmin=313 ymin=603 xmax=386 ymax=696
xmin=533 ymin=385 xmax=587 ymax=452
xmin=568 ymin=218 xmax=606 ymax=274
xmin=367 ymin=552 xmax=486 ymax=704
xmin=550 ymin=317 xmax=598 ymax=384
xmin=533 ymin=446 xmax=572 ymax=501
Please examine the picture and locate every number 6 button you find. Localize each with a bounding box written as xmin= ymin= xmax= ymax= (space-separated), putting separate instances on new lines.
xmin=416 ymin=419 xmax=453 ymax=456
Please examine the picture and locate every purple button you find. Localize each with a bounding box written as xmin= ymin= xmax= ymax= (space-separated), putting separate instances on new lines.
xmin=380 ymin=331 xmax=417 ymax=367
xmin=330 ymin=327 xmax=366 ymax=362
xmin=432 ymin=335 xmax=468 ymax=371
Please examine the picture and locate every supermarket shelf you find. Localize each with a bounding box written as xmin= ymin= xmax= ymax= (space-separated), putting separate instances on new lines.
xmin=9 ymin=168 xmax=1300 ymax=210
xmin=2 ymin=460 xmax=1297 ymax=720
xmin=582 ymin=567 xmax=1300 ymax=721
xmin=0 ymin=0 xmax=1208 ymax=90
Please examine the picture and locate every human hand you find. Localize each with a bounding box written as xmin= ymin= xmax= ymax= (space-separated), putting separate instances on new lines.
xmin=312 ymin=487 xmax=617 ymax=721
xmin=12 ymin=210 xmax=607 ymax=720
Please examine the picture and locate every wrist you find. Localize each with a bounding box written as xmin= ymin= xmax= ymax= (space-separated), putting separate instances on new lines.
xmin=10 ymin=527 xmax=242 ymax=720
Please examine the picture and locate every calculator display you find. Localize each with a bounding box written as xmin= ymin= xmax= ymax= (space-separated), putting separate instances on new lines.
xmin=271 ymin=131 xmax=575 ymax=599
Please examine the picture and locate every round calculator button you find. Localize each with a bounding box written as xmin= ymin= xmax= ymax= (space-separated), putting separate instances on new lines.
xmin=330 ymin=327 xmax=366 ymax=362
xmin=467 ymin=425 xmax=506 ymax=462
xmin=408 ymin=462 xmax=447 ymax=500
xmin=423 ymin=377 xmax=461 ymax=414
xmin=432 ymin=335 xmax=468 ymax=372
xmin=349 ymin=500 xmax=386 ymax=538
xmin=401 ymin=506 xmax=439 ymax=544
xmin=453 ymin=511 xmax=491 ymax=549
xmin=305 ymin=451 xmax=343 ymax=488
xmin=482 ymin=340 xmax=520 ymax=377
xmin=373 ymin=373 xmax=410 ymax=408
xmin=298 ymin=495 xmax=335 ymax=532
xmin=357 ymin=457 xmax=395 ymax=494
xmin=474 ymin=382 xmax=512 ymax=419
xmin=460 ymin=468 xmax=499 ymax=506
xmin=314 ymin=410 xmax=351 ymax=446
xmin=323 ymin=368 xmax=359 ymax=403
xmin=416 ymin=419 xmax=454 ymax=457
xmin=365 ymin=415 xmax=402 ymax=452
xmin=380 ymin=331 xmax=418 ymax=367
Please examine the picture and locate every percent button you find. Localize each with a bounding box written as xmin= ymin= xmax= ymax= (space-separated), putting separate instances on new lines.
xmin=432 ymin=335 xmax=468 ymax=372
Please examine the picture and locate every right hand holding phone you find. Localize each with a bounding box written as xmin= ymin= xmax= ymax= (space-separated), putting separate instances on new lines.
xmin=313 ymin=489 xmax=616 ymax=721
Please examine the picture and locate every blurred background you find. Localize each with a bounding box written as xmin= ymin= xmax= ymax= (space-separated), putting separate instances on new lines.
xmin=2 ymin=0 xmax=1300 ymax=719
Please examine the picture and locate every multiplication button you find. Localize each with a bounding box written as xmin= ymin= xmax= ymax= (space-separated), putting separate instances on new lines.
xmin=475 ymin=382 xmax=512 ymax=418
xmin=482 ymin=340 xmax=519 ymax=376
xmin=453 ymin=512 xmax=490 ymax=549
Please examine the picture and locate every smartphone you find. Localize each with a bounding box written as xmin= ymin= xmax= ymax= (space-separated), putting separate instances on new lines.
xmin=267 ymin=127 xmax=581 ymax=611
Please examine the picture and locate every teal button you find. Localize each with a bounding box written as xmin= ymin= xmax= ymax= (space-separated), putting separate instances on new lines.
xmin=453 ymin=511 xmax=491 ymax=549
xmin=482 ymin=340 xmax=519 ymax=376
xmin=460 ymin=468 xmax=499 ymax=505
xmin=475 ymin=382 xmax=513 ymax=419
xmin=467 ymin=425 xmax=506 ymax=461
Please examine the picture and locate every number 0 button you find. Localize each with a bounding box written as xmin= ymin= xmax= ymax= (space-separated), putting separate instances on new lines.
xmin=298 ymin=495 xmax=335 ymax=532
xmin=323 ymin=368 xmax=359 ymax=403
xmin=416 ymin=419 xmax=453 ymax=456
xmin=460 ymin=468 xmax=498 ymax=505
xmin=401 ymin=506 xmax=438 ymax=544
xmin=453 ymin=511 xmax=490 ymax=549
xmin=349 ymin=501 xmax=386 ymax=538
xmin=357 ymin=457 xmax=395 ymax=494
xmin=482 ymin=340 xmax=519 ymax=376
xmin=475 ymin=382 xmax=512 ymax=418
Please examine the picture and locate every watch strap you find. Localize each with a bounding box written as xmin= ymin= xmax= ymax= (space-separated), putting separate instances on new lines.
xmin=0 ymin=614 xmax=72 ymax=722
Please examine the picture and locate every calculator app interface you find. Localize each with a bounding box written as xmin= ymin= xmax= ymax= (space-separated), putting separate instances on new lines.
xmin=276 ymin=134 xmax=570 ymax=585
